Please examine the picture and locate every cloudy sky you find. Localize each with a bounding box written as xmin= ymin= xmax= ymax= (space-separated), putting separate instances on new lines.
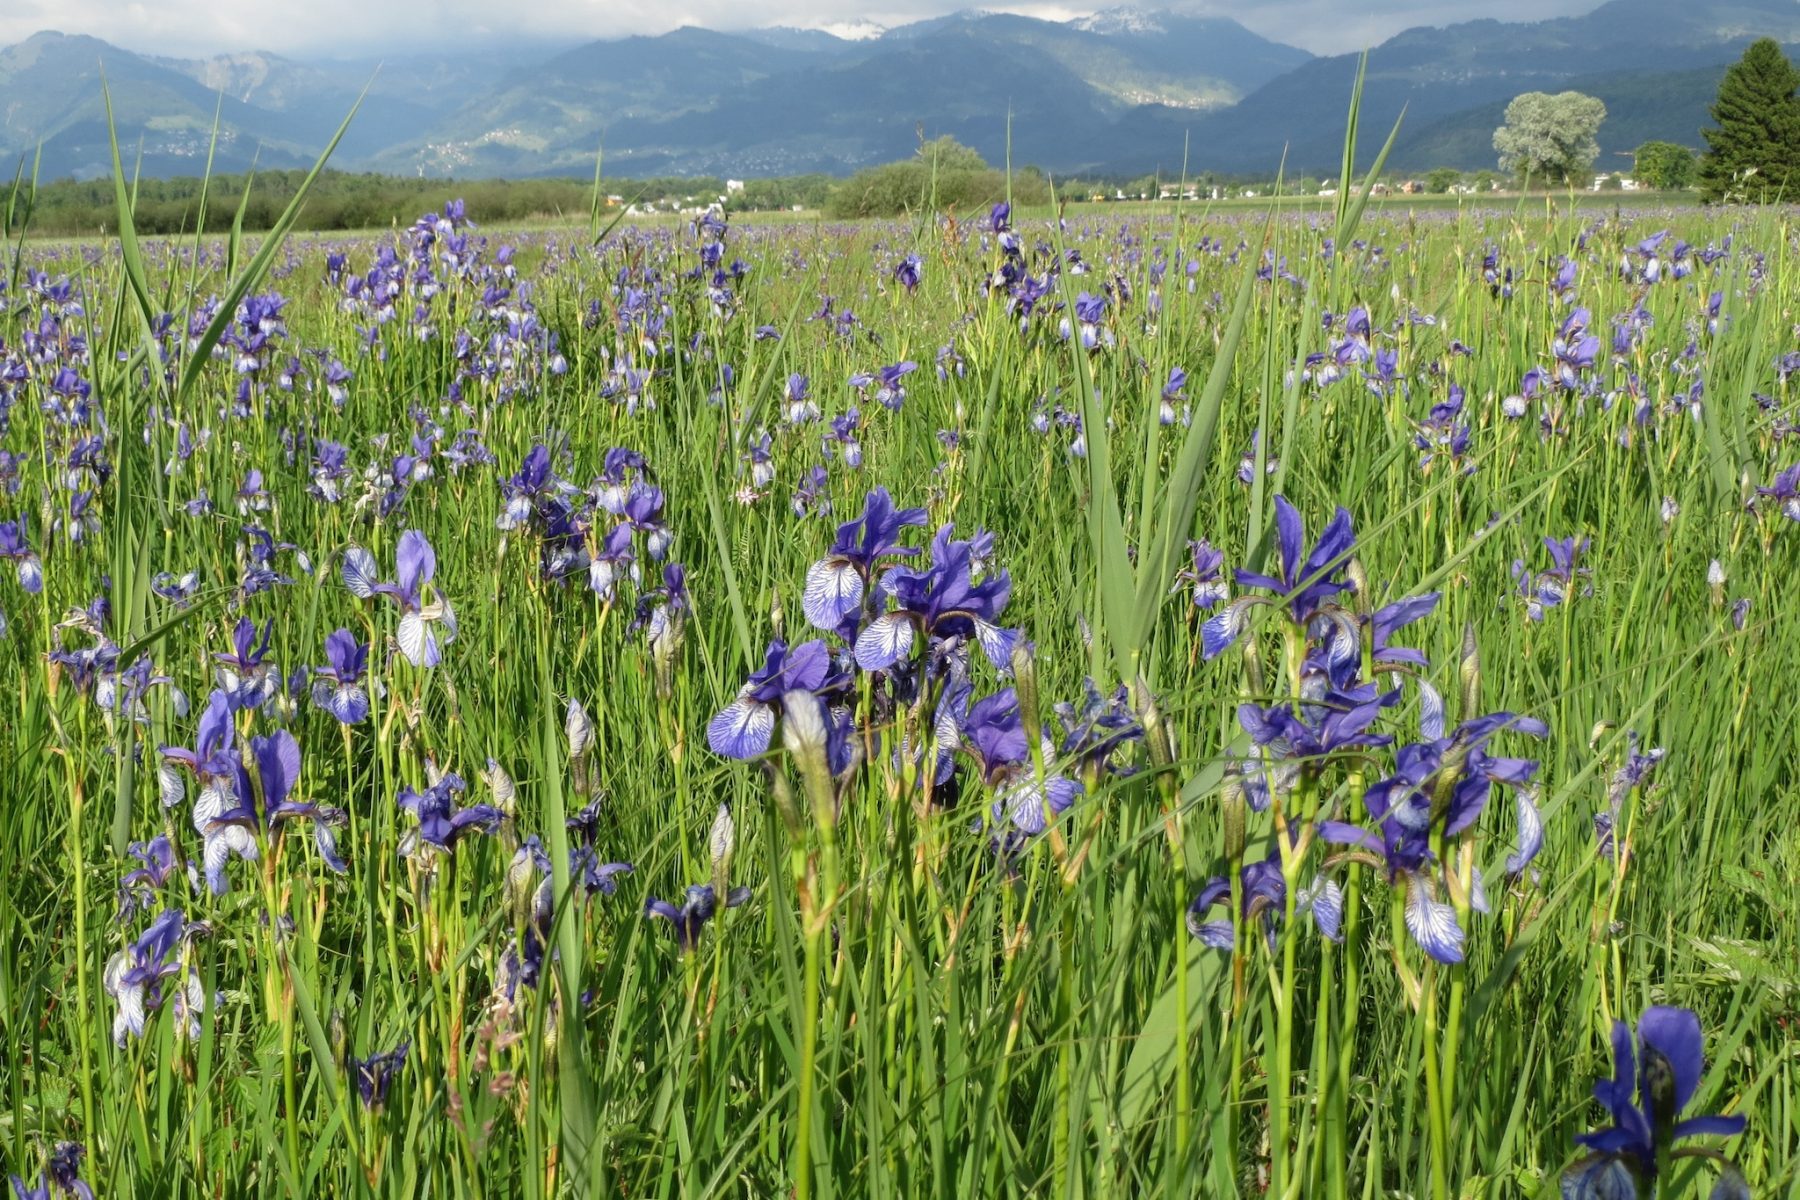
xmin=0 ymin=0 xmax=1599 ymax=58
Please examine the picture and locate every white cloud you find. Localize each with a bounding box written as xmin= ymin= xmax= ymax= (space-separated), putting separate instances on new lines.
xmin=0 ymin=0 xmax=1599 ymax=59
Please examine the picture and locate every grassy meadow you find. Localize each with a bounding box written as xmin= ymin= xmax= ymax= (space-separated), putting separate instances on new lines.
xmin=1 ymin=129 xmax=1798 ymax=1200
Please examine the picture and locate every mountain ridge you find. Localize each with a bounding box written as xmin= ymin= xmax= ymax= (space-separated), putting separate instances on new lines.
xmin=3 ymin=2 xmax=1799 ymax=181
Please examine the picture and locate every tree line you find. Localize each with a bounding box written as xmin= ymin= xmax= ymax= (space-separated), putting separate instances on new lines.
xmin=1487 ymin=37 xmax=1800 ymax=201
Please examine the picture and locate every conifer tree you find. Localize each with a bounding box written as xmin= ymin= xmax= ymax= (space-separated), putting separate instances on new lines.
xmin=1698 ymin=38 xmax=1800 ymax=202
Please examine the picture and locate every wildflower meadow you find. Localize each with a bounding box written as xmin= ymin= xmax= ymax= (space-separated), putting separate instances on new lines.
xmin=2 ymin=107 xmax=1797 ymax=1199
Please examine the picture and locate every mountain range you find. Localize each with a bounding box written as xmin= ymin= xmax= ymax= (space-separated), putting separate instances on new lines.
xmin=3 ymin=0 xmax=1800 ymax=182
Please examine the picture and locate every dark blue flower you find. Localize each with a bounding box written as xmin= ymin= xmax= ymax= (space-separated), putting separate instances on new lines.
xmin=350 ymin=1042 xmax=409 ymax=1110
xmin=212 ymin=617 xmax=276 ymax=710
xmin=1317 ymin=712 xmax=1547 ymax=963
xmin=1176 ymin=540 xmax=1228 ymax=610
xmin=707 ymin=639 xmax=843 ymax=760
xmin=255 ymin=729 xmax=348 ymax=875
xmin=345 ymin=531 xmax=456 ymax=667
xmin=645 ymin=883 xmax=751 ymax=952
xmin=398 ymin=769 xmax=501 ymax=856
xmin=311 ymin=628 xmax=373 ymax=725
xmin=9 ymin=1141 xmax=94 ymax=1200
xmin=0 ymin=518 xmax=42 ymax=594
xmin=854 ymin=524 xmax=1016 ymax=672
xmin=161 ymin=689 xmax=241 ymax=826
xmin=103 ymin=908 xmax=204 ymax=1046
xmin=802 ymin=487 xmax=927 ymax=632
xmin=1204 ymin=496 xmax=1354 ymax=659
xmin=1563 ymin=1006 xmax=1746 ymax=1199
xmin=117 ymin=835 xmax=177 ymax=923
xmin=1754 ymin=463 xmax=1800 ymax=523
xmin=1187 ymin=849 xmax=1340 ymax=950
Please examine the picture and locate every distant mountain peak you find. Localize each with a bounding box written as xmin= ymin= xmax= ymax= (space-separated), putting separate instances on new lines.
xmin=1071 ymin=7 xmax=1169 ymax=36
xmin=816 ymin=19 xmax=886 ymax=41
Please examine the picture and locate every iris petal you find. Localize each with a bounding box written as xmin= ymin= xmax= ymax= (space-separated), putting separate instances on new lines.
xmin=341 ymin=547 xmax=379 ymax=598
xmin=802 ymin=558 xmax=864 ymax=631
xmin=706 ymin=697 xmax=777 ymax=760
xmin=854 ymin=613 xmax=915 ymax=671
xmin=1404 ymin=874 xmax=1464 ymax=963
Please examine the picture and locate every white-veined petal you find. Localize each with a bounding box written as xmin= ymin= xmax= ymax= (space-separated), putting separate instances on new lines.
xmin=853 ymin=613 xmax=914 ymax=671
xmin=802 ymin=558 xmax=863 ymax=631
xmin=397 ymin=613 xmax=428 ymax=666
xmin=972 ymin=619 xmax=1018 ymax=670
xmin=1418 ymin=679 xmax=1446 ymax=741
xmin=341 ymin=546 xmax=379 ymax=598
xmin=158 ymin=764 xmax=185 ymax=809
xmin=1404 ymin=874 xmax=1464 ymax=964
xmin=1505 ymin=787 xmax=1545 ymax=876
xmin=706 ymin=697 xmax=776 ymax=760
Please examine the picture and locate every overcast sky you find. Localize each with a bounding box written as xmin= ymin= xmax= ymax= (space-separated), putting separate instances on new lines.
xmin=0 ymin=0 xmax=1600 ymax=58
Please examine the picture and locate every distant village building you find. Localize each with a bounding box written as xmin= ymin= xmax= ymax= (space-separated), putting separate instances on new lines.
xmin=725 ymin=179 xmax=745 ymax=194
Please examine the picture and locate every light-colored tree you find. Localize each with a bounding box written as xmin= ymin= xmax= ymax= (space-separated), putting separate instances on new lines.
xmin=1492 ymin=92 xmax=1607 ymax=185
xmin=915 ymin=136 xmax=987 ymax=172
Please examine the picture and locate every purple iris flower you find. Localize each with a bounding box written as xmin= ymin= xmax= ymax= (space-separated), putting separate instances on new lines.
xmin=1552 ymin=257 xmax=1579 ymax=302
xmin=645 ymin=883 xmax=752 ymax=952
xmin=792 ymin=465 xmax=831 ymax=519
xmin=1054 ymin=679 xmax=1144 ymax=778
xmin=0 ymin=519 xmax=42 ymax=593
xmin=117 ymin=835 xmax=178 ymax=923
xmin=635 ymin=562 xmax=689 ymax=653
xmin=8 ymin=1142 xmax=95 ymax=1200
xmin=1061 ymin=291 xmax=1113 ymax=351
xmin=1203 ymin=496 xmax=1354 ymax=659
xmin=744 ymin=431 xmax=775 ymax=490
xmin=893 ymin=254 xmax=923 ymax=292
xmin=825 ymin=409 xmax=864 ymax=468
xmin=1176 ymin=539 xmax=1228 ymax=610
xmin=1563 ymin=1007 xmax=1746 ymax=1200
xmin=103 ymin=907 xmax=204 ymax=1047
xmin=344 ymin=531 xmax=457 ymax=667
xmin=1554 ymin=308 xmax=1601 ymax=390
xmin=1754 ymin=463 xmax=1800 ymax=523
xmin=1188 ymin=848 xmax=1342 ymax=950
xmin=1513 ymin=536 xmax=1591 ymax=621
xmin=874 ymin=361 xmax=917 ymax=411
xmin=802 ymin=487 xmax=928 ymax=633
xmin=1502 ymin=366 xmax=1547 ymax=419
xmin=398 ymin=770 xmax=500 ymax=856
xmin=1317 ymin=712 xmax=1547 ymax=963
xmin=785 ymin=373 xmax=819 ymax=425
xmin=1598 ymin=735 xmax=1664 ymax=859
xmin=161 ymin=689 xmax=242 ymax=823
xmin=1236 ymin=675 xmax=1398 ymax=774
xmin=588 ymin=523 xmax=636 ymax=600
xmin=350 ymin=1042 xmax=410 ymax=1110
xmin=956 ymin=688 xmax=1086 ymax=838
xmin=1160 ymin=367 xmax=1188 ymax=425
xmin=253 ymin=729 xmax=342 ymax=864
xmin=1415 ymin=386 xmax=1473 ymax=474
xmin=591 ymin=448 xmax=646 ymax=516
xmin=236 ymin=526 xmax=300 ymax=599
xmin=497 ymin=443 xmax=558 ymax=530
xmin=311 ymin=628 xmax=374 ymax=724
xmin=854 ymin=524 xmax=1016 ymax=672
xmin=623 ymin=483 xmax=673 ymax=560
xmin=212 ymin=617 xmax=276 ymax=710
xmin=707 ymin=639 xmax=842 ymax=760
xmin=1334 ymin=306 xmax=1373 ymax=366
